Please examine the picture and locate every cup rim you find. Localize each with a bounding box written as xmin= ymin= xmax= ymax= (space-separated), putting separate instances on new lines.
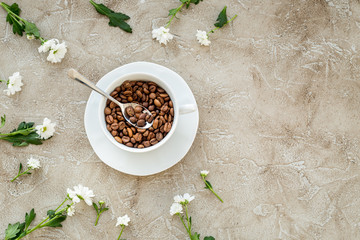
xmin=98 ymin=72 xmax=178 ymax=153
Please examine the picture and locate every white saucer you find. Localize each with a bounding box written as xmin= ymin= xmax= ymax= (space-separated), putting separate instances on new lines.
xmin=84 ymin=62 xmax=199 ymax=176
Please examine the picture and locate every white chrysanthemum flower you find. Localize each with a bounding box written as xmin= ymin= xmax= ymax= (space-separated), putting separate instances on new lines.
xmin=27 ymin=34 xmax=35 ymax=40
xmin=35 ymin=118 xmax=56 ymax=140
xmin=152 ymin=27 xmax=174 ymax=45
xmin=67 ymin=205 xmax=75 ymax=216
xmin=200 ymin=170 xmax=209 ymax=177
xmin=4 ymin=72 xmax=23 ymax=96
xmin=196 ymin=30 xmax=211 ymax=46
xmin=27 ymin=157 xmax=41 ymax=169
xmin=174 ymin=195 xmax=185 ymax=203
xmin=116 ymin=214 xmax=130 ymax=226
xmin=38 ymin=39 xmax=57 ymax=53
xmin=47 ymin=42 xmax=67 ymax=63
xmin=67 ymin=184 xmax=95 ymax=206
xmin=170 ymin=202 xmax=183 ymax=216
xmin=183 ymin=193 xmax=195 ymax=203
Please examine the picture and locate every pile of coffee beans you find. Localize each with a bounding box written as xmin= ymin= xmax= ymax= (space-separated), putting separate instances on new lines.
xmin=104 ymin=80 xmax=174 ymax=149
xmin=123 ymin=105 xmax=152 ymax=127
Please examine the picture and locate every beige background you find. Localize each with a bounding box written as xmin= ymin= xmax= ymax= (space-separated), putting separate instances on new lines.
xmin=1 ymin=0 xmax=360 ymax=239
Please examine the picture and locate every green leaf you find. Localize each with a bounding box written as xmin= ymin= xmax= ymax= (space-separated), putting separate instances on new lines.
xmin=47 ymin=210 xmax=56 ymax=219
xmin=205 ymin=180 xmax=213 ymax=189
xmin=4 ymin=222 xmax=20 ymax=240
xmin=25 ymin=209 xmax=36 ymax=230
xmin=3 ymin=3 xmax=25 ymax=36
xmin=93 ymin=202 xmax=99 ymax=213
xmin=168 ymin=8 xmax=178 ymax=16
xmin=214 ymin=6 xmax=228 ymax=28
xmin=204 ymin=237 xmax=215 ymax=240
xmin=191 ymin=232 xmax=201 ymax=240
xmin=18 ymin=163 xmax=22 ymax=174
xmin=0 ymin=114 xmax=5 ymax=129
xmin=101 ymin=207 xmax=109 ymax=212
xmin=24 ymin=21 xmax=40 ymax=38
xmin=42 ymin=215 xmax=67 ymax=228
xmin=1 ymin=131 xmax=43 ymax=147
xmin=89 ymin=0 xmax=132 ymax=33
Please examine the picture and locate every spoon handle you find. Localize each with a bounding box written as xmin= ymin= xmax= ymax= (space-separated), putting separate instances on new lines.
xmin=68 ymin=69 xmax=124 ymax=111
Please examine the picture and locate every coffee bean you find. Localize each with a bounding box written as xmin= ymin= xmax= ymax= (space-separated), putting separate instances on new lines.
xmin=143 ymin=141 xmax=150 ymax=147
xmin=127 ymin=128 xmax=133 ymax=137
xmin=154 ymin=99 xmax=161 ymax=108
xmin=138 ymin=144 xmax=144 ymax=148
xmin=106 ymin=115 xmax=114 ymax=124
xmin=135 ymin=106 xmax=143 ymax=113
xmin=125 ymin=106 xmax=135 ymax=117
xmin=169 ymin=101 xmax=173 ymax=108
xmin=136 ymin=90 xmax=143 ymax=98
xmin=134 ymin=133 xmax=142 ymax=142
xmin=126 ymin=142 xmax=133 ymax=147
xmin=115 ymin=136 xmax=122 ymax=143
xmin=111 ymin=123 xmax=119 ymax=130
xmin=170 ymin=108 xmax=174 ymax=116
xmin=122 ymin=136 xmax=130 ymax=143
xmin=130 ymin=116 xmax=137 ymax=123
xmin=104 ymin=107 xmax=111 ymax=115
xmin=148 ymin=105 xmax=155 ymax=111
xmin=137 ymin=119 xmax=146 ymax=127
xmin=123 ymin=90 xmax=132 ymax=96
xmin=149 ymin=85 xmax=156 ymax=92
xmin=110 ymin=102 xmax=116 ymax=109
xmin=106 ymin=124 xmax=111 ymax=131
xmin=161 ymin=105 xmax=169 ymax=113
xmin=139 ymin=113 xmax=147 ymax=120
xmin=137 ymin=128 xmax=146 ymax=133
xmin=156 ymin=132 xmax=163 ymax=141
xmin=149 ymin=93 xmax=156 ymax=99
xmin=119 ymin=122 xmax=126 ymax=130
xmin=111 ymin=130 xmax=118 ymax=136
xmin=150 ymin=139 xmax=158 ymax=145
xmin=164 ymin=122 xmax=171 ymax=132
xmin=153 ymin=119 xmax=159 ymax=129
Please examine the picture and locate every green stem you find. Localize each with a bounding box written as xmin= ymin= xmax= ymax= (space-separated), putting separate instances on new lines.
xmin=178 ymin=214 xmax=191 ymax=237
xmin=11 ymin=168 xmax=31 ymax=182
xmin=165 ymin=3 xmax=184 ymax=28
xmin=117 ymin=225 xmax=125 ymax=240
xmin=55 ymin=197 xmax=69 ymax=212
xmin=203 ymin=177 xmax=223 ymax=203
xmin=0 ymin=79 xmax=6 ymax=82
xmin=95 ymin=213 xmax=100 ymax=226
xmin=184 ymin=205 xmax=191 ymax=236
xmin=0 ymin=127 xmax=35 ymax=136
xmin=208 ymin=14 xmax=238 ymax=35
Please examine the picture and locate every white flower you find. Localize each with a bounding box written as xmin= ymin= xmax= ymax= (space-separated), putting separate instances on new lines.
xmin=200 ymin=170 xmax=209 ymax=177
xmin=67 ymin=205 xmax=75 ymax=216
xmin=196 ymin=30 xmax=211 ymax=46
xmin=38 ymin=39 xmax=57 ymax=53
xmin=174 ymin=193 xmax=195 ymax=204
xmin=67 ymin=184 xmax=95 ymax=206
xmin=170 ymin=202 xmax=183 ymax=216
xmin=152 ymin=27 xmax=174 ymax=45
xmin=47 ymin=42 xmax=67 ymax=63
xmin=35 ymin=118 xmax=56 ymax=140
xmin=27 ymin=157 xmax=41 ymax=169
xmin=4 ymin=72 xmax=23 ymax=96
xmin=116 ymin=214 xmax=130 ymax=226
xmin=183 ymin=193 xmax=195 ymax=203
xmin=27 ymin=34 xmax=35 ymax=40
xmin=174 ymin=195 xmax=185 ymax=203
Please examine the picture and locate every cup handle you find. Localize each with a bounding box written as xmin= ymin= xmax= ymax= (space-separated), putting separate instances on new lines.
xmin=179 ymin=104 xmax=197 ymax=115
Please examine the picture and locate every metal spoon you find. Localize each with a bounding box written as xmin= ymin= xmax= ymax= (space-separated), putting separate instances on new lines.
xmin=68 ymin=68 xmax=153 ymax=129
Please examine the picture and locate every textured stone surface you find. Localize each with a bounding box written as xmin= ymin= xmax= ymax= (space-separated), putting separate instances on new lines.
xmin=1 ymin=0 xmax=360 ymax=239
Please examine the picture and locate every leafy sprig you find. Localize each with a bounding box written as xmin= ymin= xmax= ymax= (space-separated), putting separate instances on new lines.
xmin=200 ymin=171 xmax=223 ymax=202
xmin=89 ymin=0 xmax=132 ymax=33
xmin=4 ymin=205 xmax=68 ymax=240
xmin=166 ymin=0 xmax=203 ymax=28
xmin=208 ymin=6 xmax=237 ymax=34
xmin=0 ymin=2 xmax=41 ymax=38
xmin=11 ymin=163 xmax=31 ymax=182
xmin=0 ymin=116 xmax=42 ymax=146
xmin=93 ymin=200 xmax=109 ymax=226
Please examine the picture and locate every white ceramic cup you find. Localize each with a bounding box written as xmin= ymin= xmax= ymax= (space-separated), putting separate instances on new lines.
xmin=98 ymin=72 xmax=197 ymax=153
